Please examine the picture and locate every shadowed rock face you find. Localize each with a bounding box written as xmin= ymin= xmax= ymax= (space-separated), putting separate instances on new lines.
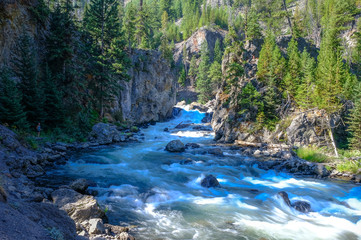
xmin=114 ymin=49 xmax=177 ymax=125
xmin=201 ymin=175 xmax=221 ymax=188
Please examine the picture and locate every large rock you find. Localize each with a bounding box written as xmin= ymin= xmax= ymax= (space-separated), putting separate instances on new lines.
xmin=165 ymin=140 xmax=185 ymax=152
xmin=51 ymin=188 xmax=83 ymax=207
xmin=88 ymin=218 xmax=105 ymax=234
xmin=61 ymin=195 xmax=106 ymax=223
xmin=278 ymin=191 xmax=311 ymax=213
xmin=70 ymin=178 xmax=90 ymax=194
xmin=89 ymin=123 xmax=123 ymax=145
xmin=201 ymin=175 xmax=221 ymax=188
xmin=293 ymin=201 xmax=311 ymax=213
xmin=114 ymin=49 xmax=177 ymax=125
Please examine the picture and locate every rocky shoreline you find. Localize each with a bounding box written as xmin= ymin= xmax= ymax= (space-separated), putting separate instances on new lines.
xmin=0 ymin=123 xmax=141 ymax=240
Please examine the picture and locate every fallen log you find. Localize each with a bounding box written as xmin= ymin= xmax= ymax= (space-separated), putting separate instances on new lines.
xmin=235 ymin=140 xmax=291 ymax=149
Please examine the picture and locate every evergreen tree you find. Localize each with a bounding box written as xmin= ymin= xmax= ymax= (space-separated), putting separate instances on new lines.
xmin=43 ymin=63 xmax=64 ymax=127
xmin=238 ymin=82 xmax=263 ymax=121
xmin=12 ymin=32 xmax=46 ymax=125
xmin=83 ymin=0 xmax=128 ymax=118
xmin=347 ymin=83 xmax=361 ymax=149
xmin=197 ymin=41 xmax=212 ymax=103
xmin=122 ymin=3 xmax=137 ymax=49
xmin=296 ymin=48 xmax=316 ymax=109
xmin=178 ymin=67 xmax=186 ymax=86
xmin=213 ymin=39 xmax=223 ymax=63
xmin=257 ymin=31 xmax=286 ymax=86
xmin=208 ymin=61 xmax=222 ymax=92
xmin=188 ymin=55 xmax=198 ymax=82
xmin=283 ymin=37 xmax=301 ymax=97
xmin=257 ymin=32 xmax=276 ymax=82
xmin=0 ymin=67 xmax=28 ymax=129
xmin=245 ymin=7 xmax=262 ymax=40
xmin=159 ymin=0 xmax=171 ymax=16
xmin=160 ymin=11 xmax=173 ymax=64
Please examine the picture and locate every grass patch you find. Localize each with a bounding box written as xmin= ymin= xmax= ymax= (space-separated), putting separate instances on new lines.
xmin=338 ymin=149 xmax=361 ymax=159
xmin=336 ymin=159 xmax=361 ymax=174
xmin=295 ymin=146 xmax=329 ymax=163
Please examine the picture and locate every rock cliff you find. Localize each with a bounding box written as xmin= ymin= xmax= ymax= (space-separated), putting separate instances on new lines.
xmin=0 ymin=0 xmax=45 ymax=64
xmin=114 ymin=49 xmax=177 ymax=125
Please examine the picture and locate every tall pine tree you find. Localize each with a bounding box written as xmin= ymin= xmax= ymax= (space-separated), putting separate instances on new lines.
xmin=197 ymin=41 xmax=212 ymax=103
xmin=83 ymin=0 xmax=129 ymax=118
xmin=0 ymin=67 xmax=28 ymax=129
xmin=12 ymin=32 xmax=45 ymax=125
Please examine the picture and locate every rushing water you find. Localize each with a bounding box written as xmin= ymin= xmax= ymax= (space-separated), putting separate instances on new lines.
xmin=41 ymin=108 xmax=361 ymax=240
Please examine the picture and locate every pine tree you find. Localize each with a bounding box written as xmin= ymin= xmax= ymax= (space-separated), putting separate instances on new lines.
xmin=0 ymin=67 xmax=28 ymax=129
xmin=160 ymin=11 xmax=173 ymax=64
xmin=257 ymin=32 xmax=276 ymax=82
xmin=122 ymin=3 xmax=137 ymax=49
xmin=159 ymin=0 xmax=171 ymax=16
xmin=188 ymin=55 xmax=198 ymax=83
xmin=213 ymin=39 xmax=223 ymax=63
xmin=83 ymin=0 xmax=128 ymax=118
xmin=12 ymin=32 xmax=46 ymax=125
xmin=197 ymin=41 xmax=212 ymax=103
xmin=257 ymin=32 xmax=286 ymax=86
xmin=283 ymin=37 xmax=301 ymax=97
xmin=347 ymin=83 xmax=361 ymax=150
xmin=43 ymin=63 xmax=64 ymax=127
xmin=178 ymin=67 xmax=186 ymax=86
xmin=208 ymin=61 xmax=222 ymax=92
xmin=238 ymin=82 xmax=263 ymax=121
xmin=296 ymin=48 xmax=316 ymax=109
xmin=245 ymin=7 xmax=262 ymax=40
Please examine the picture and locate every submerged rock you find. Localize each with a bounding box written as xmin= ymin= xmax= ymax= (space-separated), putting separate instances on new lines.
xmin=201 ymin=175 xmax=221 ymax=188
xmin=185 ymin=143 xmax=201 ymax=149
xmin=165 ymin=140 xmax=185 ymax=152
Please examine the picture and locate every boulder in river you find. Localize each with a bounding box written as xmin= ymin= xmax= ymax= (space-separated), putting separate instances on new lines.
xmin=293 ymin=201 xmax=311 ymax=213
xmin=278 ymin=191 xmax=311 ymax=213
xmin=201 ymin=175 xmax=221 ymax=188
xmin=165 ymin=140 xmax=185 ymax=152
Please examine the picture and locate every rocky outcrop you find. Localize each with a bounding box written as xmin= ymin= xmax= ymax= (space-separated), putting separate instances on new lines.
xmin=165 ymin=140 xmax=185 ymax=152
xmin=114 ymin=49 xmax=177 ymax=125
xmin=174 ymin=27 xmax=227 ymax=67
xmin=201 ymin=175 xmax=221 ymax=188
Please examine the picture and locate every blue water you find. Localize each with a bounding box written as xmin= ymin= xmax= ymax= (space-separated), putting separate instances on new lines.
xmin=41 ymin=108 xmax=361 ymax=240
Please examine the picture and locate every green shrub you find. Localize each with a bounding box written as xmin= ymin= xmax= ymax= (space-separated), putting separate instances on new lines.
xmin=295 ymin=146 xmax=328 ymax=163
xmin=26 ymin=137 xmax=38 ymax=150
xmin=336 ymin=160 xmax=361 ymax=174
xmin=130 ymin=126 xmax=139 ymax=132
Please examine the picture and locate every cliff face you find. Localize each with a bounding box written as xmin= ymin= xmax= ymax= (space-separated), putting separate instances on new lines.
xmin=114 ymin=49 xmax=177 ymax=125
xmin=0 ymin=0 xmax=44 ymax=64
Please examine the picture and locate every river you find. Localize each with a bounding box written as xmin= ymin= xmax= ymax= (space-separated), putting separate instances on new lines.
xmin=40 ymin=107 xmax=361 ymax=240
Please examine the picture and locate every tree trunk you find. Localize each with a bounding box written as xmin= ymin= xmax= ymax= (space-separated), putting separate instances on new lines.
xmin=326 ymin=114 xmax=339 ymax=157
xmin=282 ymin=0 xmax=293 ymax=33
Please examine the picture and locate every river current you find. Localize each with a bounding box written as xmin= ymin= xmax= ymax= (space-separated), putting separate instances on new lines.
xmin=41 ymin=107 xmax=361 ymax=240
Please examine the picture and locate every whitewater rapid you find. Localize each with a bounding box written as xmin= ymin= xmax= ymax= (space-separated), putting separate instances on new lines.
xmin=41 ymin=108 xmax=361 ymax=240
